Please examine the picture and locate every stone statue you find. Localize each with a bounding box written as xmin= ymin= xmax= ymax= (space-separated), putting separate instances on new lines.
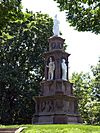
xmin=53 ymin=14 xmax=60 ymax=36
xmin=61 ymin=59 xmax=67 ymax=80
xmin=46 ymin=57 xmax=55 ymax=80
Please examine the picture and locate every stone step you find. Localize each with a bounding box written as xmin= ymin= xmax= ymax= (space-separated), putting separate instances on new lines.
xmin=0 ymin=127 xmax=25 ymax=133
xmin=0 ymin=128 xmax=18 ymax=133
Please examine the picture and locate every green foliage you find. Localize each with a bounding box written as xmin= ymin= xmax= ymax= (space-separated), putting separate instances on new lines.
xmin=71 ymin=72 xmax=92 ymax=124
xmin=71 ymin=59 xmax=100 ymax=125
xmin=0 ymin=0 xmax=23 ymax=32
xmin=0 ymin=10 xmax=53 ymax=124
xmin=54 ymin=0 xmax=100 ymax=34
xmin=91 ymin=58 xmax=100 ymax=101
xmin=85 ymin=100 xmax=100 ymax=125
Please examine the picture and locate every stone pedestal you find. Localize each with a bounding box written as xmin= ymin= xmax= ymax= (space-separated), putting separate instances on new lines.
xmin=33 ymin=36 xmax=82 ymax=124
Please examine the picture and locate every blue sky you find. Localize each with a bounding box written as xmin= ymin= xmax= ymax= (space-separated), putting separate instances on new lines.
xmin=22 ymin=0 xmax=100 ymax=76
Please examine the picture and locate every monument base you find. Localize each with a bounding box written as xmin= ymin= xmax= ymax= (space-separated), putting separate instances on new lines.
xmin=33 ymin=114 xmax=82 ymax=124
xmin=32 ymin=94 xmax=82 ymax=124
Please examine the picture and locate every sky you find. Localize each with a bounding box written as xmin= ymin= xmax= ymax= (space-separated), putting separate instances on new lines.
xmin=22 ymin=0 xmax=100 ymax=76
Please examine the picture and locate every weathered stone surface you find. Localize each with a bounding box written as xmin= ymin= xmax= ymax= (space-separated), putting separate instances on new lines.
xmin=32 ymin=36 xmax=82 ymax=124
xmin=40 ymin=80 xmax=73 ymax=96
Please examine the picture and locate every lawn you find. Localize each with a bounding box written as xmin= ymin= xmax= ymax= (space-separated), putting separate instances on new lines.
xmin=0 ymin=124 xmax=100 ymax=133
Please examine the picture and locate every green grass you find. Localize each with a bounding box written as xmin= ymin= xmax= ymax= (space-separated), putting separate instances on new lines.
xmin=0 ymin=125 xmax=20 ymax=128
xmin=0 ymin=124 xmax=100 ymax=133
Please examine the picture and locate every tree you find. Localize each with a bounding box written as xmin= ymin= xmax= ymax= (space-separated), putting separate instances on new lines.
xmin=0 ymin=0 xmax=22 ymax=32
xmin=53 ymin=0 xmax=100 ymax=34
xmin=71 ymin=59 xmax=100 ymax=125
xmin=90 ymin=58 xmax=100 ymax=125
xmin=71 ymin=72 xmax=92 ymax=124
xmin=0 ymin=11 xmax=53 ymax=124
xmin=91 ymin=58 xmax=100 ymax=101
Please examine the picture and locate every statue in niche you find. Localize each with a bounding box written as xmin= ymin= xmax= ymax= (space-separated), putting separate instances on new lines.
xmin=46 ymin=101 xmax=51 ymax=112
xmin=53 ymin=14 xmax=60 ymax=36
xmin=61 ymin=59 xmax=67 ymax=80
xmin=41 ymin=101 xmax=46 ymax=112
xmin=47 ymin=101 xmax=53 ymax=112
xmin=46 ymin=57 xmax=55 ymax=80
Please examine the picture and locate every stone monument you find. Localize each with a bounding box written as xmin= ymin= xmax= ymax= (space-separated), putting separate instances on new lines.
xmin=32 ymin=15 xmax=82 ymax=124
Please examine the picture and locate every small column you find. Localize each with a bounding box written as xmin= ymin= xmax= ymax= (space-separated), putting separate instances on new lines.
xmin=55 ymin=59 xmax=61 ymax=79
xmin=44 ymin=60 xmax=48 ymax=80
xmin=67 ymin=61 xmax=69 ymax=80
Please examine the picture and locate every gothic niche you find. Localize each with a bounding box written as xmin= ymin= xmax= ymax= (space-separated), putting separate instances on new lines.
xmin=46 ymin=57 xmax=55 ymax=80
xmin=51 ymin=42 xmax=62 ymax=50
xmin=41 ymin=100 xmax=54 ymax=112
xmin=61 ymin=58 xmax=67 ymax=81
xmin=55 ymin=99 xmax=64 ymax=111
